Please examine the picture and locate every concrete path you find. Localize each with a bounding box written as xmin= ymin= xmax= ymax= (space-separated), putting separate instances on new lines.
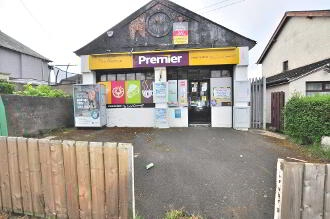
xmin=132 ymin=127 xmax=297 ymax=219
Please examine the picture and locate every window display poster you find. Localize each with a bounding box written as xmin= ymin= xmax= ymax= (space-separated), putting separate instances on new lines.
xmin=141 ymin=80 xmax=153 ymax=103
xmin=155 ymin=108 xmax=169 ymax=128
xmin=125 ymin=80 xmax=141 ymax=104
xmin=98 ymin=81 xmax=111 ymax=104
xmin=212 ymin=86 xmax=232 ymax=104
xmin=153 ymin=82 xmax=167 ymax=103
xmin=174 ymin=109 xmax=181 ymax=119
xmin=178 ymin=80 xmax=188 ymax=106
xmin=111 ymin=81 xmax=125 ymax=104
xmin=168 ymin=80 xmax=178 ymax=106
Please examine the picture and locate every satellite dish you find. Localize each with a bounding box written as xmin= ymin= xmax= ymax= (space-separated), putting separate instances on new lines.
xmin=106 ymin=30 xmax=114 ymax=37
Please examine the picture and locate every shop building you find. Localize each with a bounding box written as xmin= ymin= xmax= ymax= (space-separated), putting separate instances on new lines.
xmin=75 ymin=0 xmax=256 ymax=129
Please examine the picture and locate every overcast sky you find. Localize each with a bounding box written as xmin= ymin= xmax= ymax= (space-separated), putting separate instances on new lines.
xmin=0 ymin=0 xmax=329 ymax=77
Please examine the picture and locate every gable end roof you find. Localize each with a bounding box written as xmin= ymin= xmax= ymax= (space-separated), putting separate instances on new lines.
xmin=75 ymin=0 xmax=256 ymax=55
xmin=257 ymin=10 xmax=330 ymax=64
xmin=0 ymin=30 xmax=51 ymax=62
xmin=266 ymin=58 xmax=330 ymax=86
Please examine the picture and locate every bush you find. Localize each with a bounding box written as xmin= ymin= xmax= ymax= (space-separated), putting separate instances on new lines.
xmin=14 ymin=84 xmax=70 ymax=98
xmin=0 ymin=80 xmax=15 ymax=94
xmin=284 ymin=94 xmax=330 ymax=144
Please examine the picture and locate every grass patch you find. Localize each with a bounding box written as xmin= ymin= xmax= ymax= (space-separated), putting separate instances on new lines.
xmin=299 ymin=144 xmax=330 ymax=162
xmin=164 ymin=210 xmax=205 ymax=219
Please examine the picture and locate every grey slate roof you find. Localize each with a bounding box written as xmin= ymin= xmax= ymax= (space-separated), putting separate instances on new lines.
xmin=0 ymin=30 xmax=51 ymax=62
xmin=266 ymin=58 xmax=330 ymax=86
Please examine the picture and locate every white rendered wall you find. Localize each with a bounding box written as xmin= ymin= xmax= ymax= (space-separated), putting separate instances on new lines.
xmin=107 ymin=108 xmax=155 ymax=127
xmin=81 ymin=55 xmax=96 ymax=84
xmin=167 ymin=107 xmax=188 ymax=127
xmin=210 ymin=77 xmax=232 ymax=127
xmin=233 ymin=47 xmax=250 ymax=130
xmin=262 ymin=17 xmax=330 ymax=78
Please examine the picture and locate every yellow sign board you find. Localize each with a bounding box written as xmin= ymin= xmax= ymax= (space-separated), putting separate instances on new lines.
xmin=189 ymin=48 xmax=239 ymax=66
xmin=89 ymin=54 xmax=133 ymax=70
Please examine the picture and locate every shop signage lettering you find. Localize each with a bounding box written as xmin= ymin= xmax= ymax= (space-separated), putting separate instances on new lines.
xmin=134 ymin=52 xmax=188 ymax=68
xmin=106 ymin=103 xmax=155 ymax=108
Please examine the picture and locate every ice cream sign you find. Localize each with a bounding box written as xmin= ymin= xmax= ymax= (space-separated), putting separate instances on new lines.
xmin=133 ymin=52 xmax=188 ymax=68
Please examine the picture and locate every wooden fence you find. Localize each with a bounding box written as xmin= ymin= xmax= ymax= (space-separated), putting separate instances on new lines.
xmin=250 ymin=77 xmax=266 ymax=129
xmin=274 ymin=159 xmax=330 ymax=219
xmin=0 ymin=137 xmax=134 ymax=219
xmin=271 ymin=92 xmax=285 ymax=131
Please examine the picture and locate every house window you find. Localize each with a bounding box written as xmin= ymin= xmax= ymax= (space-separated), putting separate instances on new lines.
xmin=283 ymin=61 xmax=289 ymax=71
xmin=306 ymin=81 xmax=330 ymax=96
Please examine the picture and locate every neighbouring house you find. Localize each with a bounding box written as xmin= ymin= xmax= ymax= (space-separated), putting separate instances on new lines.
xmin=74 ymin=0 xmax=256 ymax=129
xmin=256 ymin=10 xmax=330 ymax=126
xmin=0 ymin=30 xmax=52 ymax=85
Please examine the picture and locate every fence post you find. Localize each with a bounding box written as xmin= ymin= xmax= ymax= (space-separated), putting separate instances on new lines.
xmin=0 ymin=136 xmax=12 ymax=211
xmin=262 ymin=77 xmax=266 ymax=130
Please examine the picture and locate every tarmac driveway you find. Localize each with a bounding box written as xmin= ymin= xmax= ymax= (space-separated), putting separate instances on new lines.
xmin=133 ymin=127 xmax=297 ymax=219
xmin=48 ymin=127 xmax=299 ymax=219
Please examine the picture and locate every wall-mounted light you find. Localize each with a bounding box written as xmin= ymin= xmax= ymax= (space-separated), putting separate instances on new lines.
xmin=106 ymin=30 xmax=114 ymax=37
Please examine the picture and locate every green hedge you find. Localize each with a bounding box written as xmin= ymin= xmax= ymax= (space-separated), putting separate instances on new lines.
xmin=14 ymin=84 xmax=69 ymax=98
xmin=284 ymin=94 xmax=330 ymax=144
xmin=0 ymin=80 xmax=15 ymax=94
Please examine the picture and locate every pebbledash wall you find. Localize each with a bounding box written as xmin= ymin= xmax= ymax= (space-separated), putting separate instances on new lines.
xmin=0 ymin=95 xmax=74 ymax=136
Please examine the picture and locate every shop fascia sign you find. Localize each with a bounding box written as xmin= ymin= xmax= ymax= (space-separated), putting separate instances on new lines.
xmin=133 ymin=52 xmax=188 ymax=68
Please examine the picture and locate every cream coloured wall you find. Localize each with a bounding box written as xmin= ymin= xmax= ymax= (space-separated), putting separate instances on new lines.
xmin=288 ymin=68 xmax=330 ymax=97
xmin=262 ymin=17 xmax=330 ymax=78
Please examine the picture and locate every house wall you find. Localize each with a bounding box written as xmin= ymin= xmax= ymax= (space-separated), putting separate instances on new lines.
xmin=0 ymin=47 xmax=21 ymax=78
xmin=0 ymin=47 xmax=50 ymax=81
xmin=262 ymin=17 xmax=330 ymax=78
xmin=266 ymin=83 xmax=289 ymax=124
xmin=288 ymin=68 xmax=330 ymax=96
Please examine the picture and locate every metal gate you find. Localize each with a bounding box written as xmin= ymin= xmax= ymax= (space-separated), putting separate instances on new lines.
xmin=250 ymin=77 xmax=266 ymax=129
xmin=271 ymin=91 xmax=285 ymax=131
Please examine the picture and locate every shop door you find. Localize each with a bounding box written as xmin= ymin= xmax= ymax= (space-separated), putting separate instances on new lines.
xmin=188 ymin=80 xmax=211 ymax=124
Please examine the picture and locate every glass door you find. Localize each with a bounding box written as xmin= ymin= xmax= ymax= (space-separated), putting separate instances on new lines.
xmin=188 ymin=80 xmax=211 ymax=124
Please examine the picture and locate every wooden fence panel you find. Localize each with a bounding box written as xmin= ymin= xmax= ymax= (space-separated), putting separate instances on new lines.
xmin=325 ymin=164 xmax=330 ymax=219
xmin=280 ymin=162 xmax=304 ymax=219
xmin=50 ymin=140 xmax=68 ymax=218
xmin=63 ymin=140 xmax=80 ymax=219
xmin=104 ymin=142 xmax=119 ymax=218
xmin=7 ymin=137 xmax=23 ymax=213
xmin=17 ymin=137 xmax=33 ymax=215
xmin=28 ymin=138 xmax=44 ymax=217
xmin=76 ymin=141 xmax=92 ymax=219
xmin=118 ymin=143 xmax=129 ymax=219
xmin=301 ymin=164 xmax=325 ymax=219
xmin=39 ymin=139 xmax=56 ymax=218
xmin=0 ymin=137 xmax=133 ymax=218
xmin=90 ymin=142 xmax=105 ymax=219
xmin=0 ymin=136 xmax=12 ymax=211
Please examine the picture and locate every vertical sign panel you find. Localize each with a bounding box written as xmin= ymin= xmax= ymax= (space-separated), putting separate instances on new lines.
xmin=111 ymin=81 xmax=125 ymax=104
xmin=125 ymin=80 xmax=141 ymax=104
xmin=153 ymin=82 xmax=168 ymax=103
xmin=168 ymin=80 xmax=178 ymax=106
xmin=173 ymin=22 xmax=188 ymax=45
xmin=98 ymin=82 xmax=111 ymax=104
xmin=178 ymin=80 xmax=188 ymax=106
xmin=141 ymin=80 xmax=153 ymax=103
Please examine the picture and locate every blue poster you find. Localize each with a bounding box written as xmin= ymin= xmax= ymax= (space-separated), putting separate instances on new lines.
xmin=174 ymin=109 xmax=181 ymax=119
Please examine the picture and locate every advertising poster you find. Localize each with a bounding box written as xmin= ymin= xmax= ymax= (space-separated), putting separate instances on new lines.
xmin=212 ymin=87 xmax=232 ymax=106
xmin=111 ymin=81 xmax=125 ymax=104
xmin=98 ymin=81 xmax=111 ymax=104
xmin=125 ymin=80 xmax=141 ymax=104
xmin=155 ymin=108 xmax=168 ymax=128
xmin=168 ymin=80 xmax=178 ymax=106
xmin=141 ymin=80 xmax=153 ymax=103
xmin=174 ymin=109 xmax=181 ymax=119
xmin=74 ymin=85 xmax=100 ymax=126
xmin=153 ymin=82 xmax=167 ymax=103
xmin=173 ymin=22 xmax=188 ymax=45
xmin=178 ymin=80 xmax=188 ymax=106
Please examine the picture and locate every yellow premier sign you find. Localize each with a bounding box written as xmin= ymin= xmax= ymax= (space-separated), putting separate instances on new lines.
xmin=189 ymin=48 xmax=239 ymax=66
xmin=88 ymin=47 xmax=240 ymax=70
xmin=89 ymin=54 xmax=133 ymax=70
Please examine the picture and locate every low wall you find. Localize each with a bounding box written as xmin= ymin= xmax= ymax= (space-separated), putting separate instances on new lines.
xmin=0 ymin=94 xmax=74 ymax=136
